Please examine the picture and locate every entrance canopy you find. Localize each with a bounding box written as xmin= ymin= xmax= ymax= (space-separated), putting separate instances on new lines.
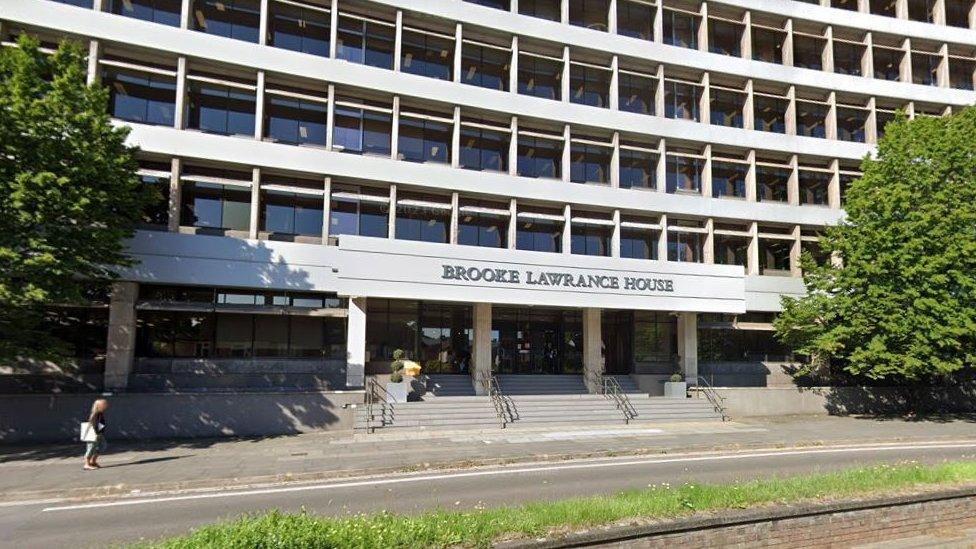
xmin=334 ymin=236 xmax=746 ymax=314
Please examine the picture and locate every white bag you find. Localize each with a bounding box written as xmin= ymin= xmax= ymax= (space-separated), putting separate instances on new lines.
xmin=79 ymin=422 xmax=97 ymax=442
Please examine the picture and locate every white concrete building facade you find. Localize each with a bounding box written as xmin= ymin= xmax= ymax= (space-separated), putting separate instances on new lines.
xmin=4 ymin=0 xmax=975 ymax=395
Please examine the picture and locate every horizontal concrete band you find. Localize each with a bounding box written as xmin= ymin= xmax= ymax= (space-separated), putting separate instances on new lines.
xmin=500 ymin=486 xmax=976 ymax=549
xmin=0 ymin=1 xmax=936 ymax=160
xmin=125 ymin=124 xmax=845 ymax=228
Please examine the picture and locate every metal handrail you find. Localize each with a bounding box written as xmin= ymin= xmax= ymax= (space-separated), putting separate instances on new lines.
xmin=692 ymin=375 xmax=729 ymax=421
xmin=478 ymin=372 xmax=514 ymax=428
xmin=365 ymin=377 xmax=396 ymax=433
xmin=587 ymin=371 xmax=638 ymax=424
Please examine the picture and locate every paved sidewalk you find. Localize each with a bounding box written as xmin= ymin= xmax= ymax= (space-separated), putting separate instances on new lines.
xmin=1 ymin=415 xmax=974 ymax=503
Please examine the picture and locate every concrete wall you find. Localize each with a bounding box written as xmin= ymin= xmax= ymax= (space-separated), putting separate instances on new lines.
xmin=0 ymin=391 xmax=363 ymax=444
xmin=716 ymin=386 xmax=976 ymax=417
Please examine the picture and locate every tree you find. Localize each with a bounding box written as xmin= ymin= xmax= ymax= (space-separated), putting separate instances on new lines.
xmin=0 ymin=36 xmax=150 ymax=363
xmin=774 ymin=107 xmax=976 ymax=384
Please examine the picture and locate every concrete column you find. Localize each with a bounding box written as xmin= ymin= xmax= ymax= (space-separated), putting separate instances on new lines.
xmin=654 ymin=2 xmax=664 ymax=43
xmin=932 ymin=0 xmax=946 ymax=25
xmin=453 ymin=23 xmax=463 ymax=83
xmin=322 ymin=177 xmax=332 ymax=242
xmin=387 ymin=185 xmax=397 ymax=239
xmin=654 ymin=65 xmax=665 ymax=117
xmin=561 ymin=124 xmax=571 ymax=183
xmin=788 ymin=154 xmax=799 ymax=206
xmin=826 ymin=91 xmax=838 ymax=140
xmin=900 ymin=38 xmax=913 ymax=83
xmin=895 ymin=0 xmax=909 ymax=20
xmin=610 ymin=132 xmax=620 ymax=188
xmin=822 ymin=26 xmax=834 ymax=73
xmin=509 ymin=36 xmax=519 ymax=94
xmin=509 ymin=116 xmax=519 ymax=176
xmin=862 ymin=32 xmax=874 ymax=78
xmin=828 ymin=159 xmax=842 ymax=210
xmin=451 ymin=106 xmax=461 ymax=168
xmin=783 ymin=20 xmax=794 ymax=67
xmin=393 ymin=10 xmax=403 ymax=72
xmin=104 ymin=281 xmax=138 ymax=391
xmin=658 ymin=214 xmax=669 ymax=261
xmin=560 ymin=0 xmax=569 ymax=24
xmin=785 ymin=86 xmax=797 ymax=135
xmin=254 ymin=71 xmax=266 ymax=140
xmin=562 ymin=204 xmax=572 ymax=254
xmin=743 ymin=79 xmax=755 ymax=131
xmin=180 ymin=0 xmax=191 ymax=29
xmin=508 ymin=198 xmax=518 ymax=249
xmin=698 ymin=73 xmax=710 ymax=125
xmin=701 ymin=144 xmax=713 ymax=198
xmin=561 ymin=46 xmax=571 ymax=102
xmin=249 ymin=167 xmax=261 ymax=239
xmin=608 ymin=0 xmax=617 ymax=34
xmin=745 ymin=150 xmax=757 ymax=202
xmin=698 ymin=2 xmax=709 ymax=53
xmin=609 ymin=55 xmax=619 ymax=110
xmin=741 ymin=11 xmax=752 ymax=59
xmin=167 ymin=158 xmax=182 ymax=232
xmin=937 ymin=44 xmax=950 ymax=87
xmin=326 ymin=84 xmax=335 ymax=150
xmin=677 ymin=312 xmax=698 ymax=385
xmin=865 ymin=97 xmax=878 ymax=144
xmin=174 ymin=57 xmax=188 ymax=129
xmin=611 ymin=209 xmax=621 ymax=258
xmin=790 ymin=225 xmax=802 ymax=277
xmin=329 ymin=0 xmax=339 ymax=58
xmin=747 ymin=221 xmax=760 ymax=275
xmin=86 ymin=40 xmax=100 ymax=86
xmin=583 ymin=308 xmax=602 ymax=393
xmin=472 ymin=302 xmax=492 ymax=395
xmin=259 ymin=0 xmax=269 ymax=45
xmin=449 ymin=191 xmax=459 ymax=244
xmin=391 ymin=96 xmax=400 ymax=160
xmin=703 ymin=218 xmax=715 ymax=264
xmin=346 ymin=297 xmax=367 ymax=388
xmin=656 ymin=138 xmax=667 ymax=194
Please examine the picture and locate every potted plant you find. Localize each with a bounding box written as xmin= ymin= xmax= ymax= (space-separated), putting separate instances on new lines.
xmin=386 ymin=349 xmax=409 ymax=403
xmin=664 ymin=372 xmax=687 ymax=399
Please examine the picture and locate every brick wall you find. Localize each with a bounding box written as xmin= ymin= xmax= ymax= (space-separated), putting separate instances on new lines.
xmin=504 ymin=488 xmax=976 ymax=548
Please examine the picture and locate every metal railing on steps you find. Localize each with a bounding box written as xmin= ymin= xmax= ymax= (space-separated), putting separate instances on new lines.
xmin=478 ymin=372 xmax=517 ymax=428
xmin=586 ymin=372 xmax=639 ymax=424
xmin=364 ymin=377 xmax=396 ymax=433
xmin=691 ymin=375 xmax=730 ymax=421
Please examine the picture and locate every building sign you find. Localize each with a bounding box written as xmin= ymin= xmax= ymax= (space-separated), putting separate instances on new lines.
xmin=440 ymin=265 xmax=675 ymax=293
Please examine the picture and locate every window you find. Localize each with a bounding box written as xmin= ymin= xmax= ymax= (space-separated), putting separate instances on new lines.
xmin=946 ymin=1 xmax=973 ymax=27
xmin=618 ymin=71 xmax=656 ymax=115
xmin=329 ymin=188 xmax=389 ymax=238
xmin=666 ymin=154 xmax=702 ymax=194
xmin=138 ymin=165 xmax=171 ymax=229
xmin=714 ymin=234 xmax=748 ymax=266
xmin=460 ymin=123 xmax=509 ymax=172
xmin=108 ymin=0 xmax=180 ymax=26
xmin=261 ymin=191 xmax=323 ymax=237
xmin=759 ymin=238 xmax=792 ymax=274
xmin=912 ymin=51 xmax=940 ymax=86
xmin=332 ymin=100 xmax=392 ymax=156
xmin=709 ymin=88 xmax=744 ymax=128
xmin=103 ymin=68 xmax=176 ymax=126
xmin=180 ymin=181 xmax=251 ymax=231
xmin=633 ymin=311 xmax=675 ymax=361
xmin=752 ymin=26 xmax=784 ymax=64
xmin=620 ymin=227 xmax=658 ymax=260
xmin=336 ymin=14 xmax=395 ymax=69
xmin=873 ymin=46 xmax=904 ymax=81
xmin=798 ymin=169 xmax=830 ymax=206
xmin=617 ymin=0 xmax=655 ymax=41
xmin=458 ymin=203 xmax=508 ymax=248
xmin=795 ymin=100 xmax=827 ymax=139
xmin=831 ymin=0 xmax=859 ymax=10
xmin=906 ymin=0 xmax=936 ymax=22
xmin=569 ymin=0 xmax=609 ymax=31
xmin=570 ymin=140 xmax=611 ymax=184
xmin=397 ymin=111 xmax=452 ymax=164
xmin=757 ymin=163 xmax=790 ymax=203
xmin=517 ymin=133 xmax=563 ymax=179
xmin=192 ymin=0 xmax=260 ymax=43
xmin=53 ymin=0 xmax=94 ymax=7
xmin=264 ymin=93 xmax=328 ymax=146
xmin=518 ymin=53 xmax=563 ymax=101
xmin=401 ymin=28 xmax=454 ymax=81
xmin=754 ymin=93 xmax=787 ymax=133
xmin=570 ymin=64 xmax=610 ymax=108
xmin=949 ymin=57 xmax=976 ymax=91
xmin=516 ymin=212 xmax=563 ymax=253
xmin=833 ymin=40 xmax=865 ymax=76
xmin=571 ymin=222 xmax=611 ymax=256
xmin=664 ymin=80 xmax=700 ymax=121
xmin=870 ymin=0 xmax=897 ymax=16
xmin=663 ymin=8 xmax=699 ymax=49
xmin=793 ymin=34 xmax=825 ymax=71
xmin=667 ymin=230 xmax=703 ymax=262
xmin=461 ymin=42 xmax=510 ymax=91
xmin=185 ymin=79 xmax=256 ymax=137
xmin=711 ymin=160 xmax=747 ymax=199
xmin=467 ymin=0 xmax=510 ymax=8
xmin=619 ymin=148 xmax=658 ymax=190
xmin=395 ymin=197 xmax=450 ymax=243
xmin=875 ymin=108 xmax=898 ymax=140
xmin=519 ymin=0 xmax=561 ymax=21
xmin=268 ymin=0 xmax=330 ymax=57
xmin=708 ymin=18 xmax=742 ymax=57
xmin=836 ymin=106 xmax=868 ymax=143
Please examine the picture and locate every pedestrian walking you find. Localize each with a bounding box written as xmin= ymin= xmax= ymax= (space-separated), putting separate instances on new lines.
xmin=81 ymin=398 xmax=108 ymax=470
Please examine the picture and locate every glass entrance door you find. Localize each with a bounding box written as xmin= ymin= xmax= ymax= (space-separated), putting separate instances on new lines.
xmin=491 ymin=307 xmax=582 ymax=374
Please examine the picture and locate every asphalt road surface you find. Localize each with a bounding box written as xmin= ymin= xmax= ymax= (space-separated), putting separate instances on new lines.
xmin=3 ymin=441 xmax=976 ymax=548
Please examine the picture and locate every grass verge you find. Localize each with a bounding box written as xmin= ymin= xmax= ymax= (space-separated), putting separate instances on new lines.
xmin=142 ymin=460 xmax=976 ymax=548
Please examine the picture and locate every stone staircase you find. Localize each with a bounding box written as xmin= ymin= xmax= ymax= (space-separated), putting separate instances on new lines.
xmin=355 ymin=375 xmax=724 ymax=432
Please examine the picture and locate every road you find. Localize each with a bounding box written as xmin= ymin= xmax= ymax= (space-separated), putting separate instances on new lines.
xmin=2 ymin=441 xmax=975 ymax=548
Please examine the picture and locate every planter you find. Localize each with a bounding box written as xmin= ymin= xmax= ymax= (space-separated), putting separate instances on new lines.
xmin=385 ymin=381 xmax=409 ymax=403
xmin=664 ymin=381 xmax=688 ymax=399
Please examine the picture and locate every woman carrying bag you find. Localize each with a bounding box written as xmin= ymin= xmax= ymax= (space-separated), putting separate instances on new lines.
xmin=81 ymin=398 xmax=108 ymax=470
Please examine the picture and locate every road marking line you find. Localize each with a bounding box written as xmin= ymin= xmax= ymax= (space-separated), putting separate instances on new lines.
xmin=40 ymin=442 xmax=976 ymax=512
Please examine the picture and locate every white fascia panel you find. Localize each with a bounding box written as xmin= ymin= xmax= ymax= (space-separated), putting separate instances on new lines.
xmin=125 ymin=123 xmax=845 ymax=227
xmin=744 ymin=275 xmax=807 ymax=312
